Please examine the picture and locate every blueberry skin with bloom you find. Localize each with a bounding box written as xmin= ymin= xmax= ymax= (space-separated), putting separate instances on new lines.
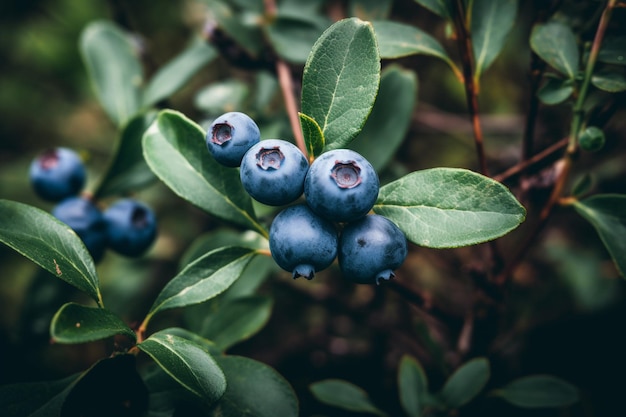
xmin=104 ymin=199 xmax=157 ymax=257
xmin=206 ymin=112 xmax=261 ymax=167
xmin=269 ymin=204 xmax=338 ymax=280
xmin=304 ymin=149 xmax=379 ymax=222
xmin=240 ymin=139 xmax=309 ymax=206
xmin=339 ymin=214 xmax=407 ymax=284
xmin=30 ymin=147 xmax=86 ymax=202
xmin=52 ymin=197 xmax=107 ymax=262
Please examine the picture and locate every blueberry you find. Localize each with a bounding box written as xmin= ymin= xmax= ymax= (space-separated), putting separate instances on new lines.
xmin=103 ymin=199 xmax=157 ymax=257
xmin=30 ymin=147 xmax=86 ymax=202
xmin=52 ymin=197 xmax=107 ymax=262
xmin=206 ymin=112 xmax=261 ymax=167
xmin=339 ymin=214 xmax=407 ymax=284
xmin=304 ymin=149 xmax=379 ymax=222
xmin=269 ymin=204 xmax=338 ymax=279
xmin=240 ymin=139 xmax=309 ymax=206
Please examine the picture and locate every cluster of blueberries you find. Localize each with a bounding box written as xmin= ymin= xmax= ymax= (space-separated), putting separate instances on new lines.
xmin=206 ymin=112 xmax=408 ymax=284
xmin=29 ymin=148 xmax=157 ymax=262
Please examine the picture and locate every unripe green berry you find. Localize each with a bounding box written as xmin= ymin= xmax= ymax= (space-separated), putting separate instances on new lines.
xmin=578 ymin=126 xmax=605 ymax=152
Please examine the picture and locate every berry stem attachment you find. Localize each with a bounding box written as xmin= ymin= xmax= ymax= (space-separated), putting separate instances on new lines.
xmin=276 ymin=61 xmax=307 ymax=157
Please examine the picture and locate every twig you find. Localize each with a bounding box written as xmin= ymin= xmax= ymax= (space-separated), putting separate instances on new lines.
xmin=452 ymin=0 xmax=489 ymax=176
xmin=493 ymin=137 xmax=569 ymax=183
xmin=276 ymin=60 xmax=307 ymax=156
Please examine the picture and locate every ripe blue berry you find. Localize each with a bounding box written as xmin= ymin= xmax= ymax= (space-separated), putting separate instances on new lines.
xmin=240 ymin=139 xmax=309 ymax=206
xmin=304 ymin=149 xmax=379 ymax=222
xmin=30 ymin=147 xmax=86 ymax=202
xmin=269 ymin=204 xmax=338 ymax=279
xmin=52 ymin=197 xmax=107 ymax=262
xmin=206 ymin=112 xmax=260 ymax=167
xmin=104 ymin=199 xmax=157 ymax=257
xmin=339 ymin=214 xmax=407 ymax=284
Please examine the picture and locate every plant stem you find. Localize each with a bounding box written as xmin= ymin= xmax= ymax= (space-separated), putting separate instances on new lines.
xmin=496 ymin=0 xmax=617 ymax=283
xmin=452 ymin=0 xmax=489 ymax=176
xmin=493 ymin=137 xmax=569 ymax=183
xmin=276 ymin=60 xmax=307 ymax=156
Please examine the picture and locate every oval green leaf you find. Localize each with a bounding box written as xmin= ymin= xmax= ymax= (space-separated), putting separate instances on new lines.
xmin=194 ymin=79 xmax=249 ymax=115
xmin=530 ymin=22 xmax=579 ymax=79
xmin=598 ymin=36 xmax=626 ymax=66
xmin=50 ymin=302 xmax=136 ymax=344
xmin=211 ymin=355 xmax=299 ymax=417
xmin=373 ymin=168 xmax=526 ymax=248
xmin=148 ymin=246 xmax=258 ymax=318
xmin=573 ymin=194 xmax=626 ymax=277
xmin=413 ymin=0 xmax=452 ymax=18
xmin=299 ymin=112 xmax=325 ymax=158
xmin=0 ymin=200 xmax=102 ymax=305
xmin=93 ymin=111 xmax=157 ymax=199
xmin=142 ymin=109 xmax=266 ymax=236
xmin=142 ymin=37 xmax=217 ymax=108
xmin=301 ymin=17 xmax=380 ymax=151
xmin=591 ymin=69 xmax=626 ymax=93
xmin=492 ymin=375 xmax=579 ymax=408
xmin=265 ymin=16 xmax=328 ymax=64
xmin=0 ymin=373 xmax=79 ymax=417
xmin=350 ymin=65 xmax=417 ymax=171
xmin=310 ymin=379 xmax=387 ymax=416
xmin=138 ymin=330 xmax=226 ymax=405
xmin=79 ymin=20 xmax=142 ymax=126
xmin=470 ymin=0 xmax=518 ymax=81
xmin=440 ymin=357 xmax=490 ymax=408
xmin=398 ymin=355 xmax=429 ymax=417
xmin=537 ymin=77 xmax=574 ymax=105
xmin=200 ymin=295 xmax=273 ymax=351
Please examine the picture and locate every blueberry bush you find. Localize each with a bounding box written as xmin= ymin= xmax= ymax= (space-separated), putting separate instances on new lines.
xmin=1 ymin=0 xmax=625 ymax=416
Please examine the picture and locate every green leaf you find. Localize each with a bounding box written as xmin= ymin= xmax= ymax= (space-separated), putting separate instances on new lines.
xmin=205 ymin=0 xmax=264 ymax=58
xmin=200 ymin=295 xmax=273 ymax=351
xmin=372 ymin=21 xmax=460 ymax=78
xmin=299 ymin=112 xmax=325 ymax=158
xmin=301 ymin=18 xmax=380 ymax=151
xmin=598 ymin=36 xmax=626 ymax=66
xmin=573 ymin=194 xmax=626 ymax=277
xmin=93 ymin=111 xmax=157 ymax=199
xmin=194 ymin=79 xmax=249 ymax=115
xmin=470 ymin=0 xmax=517 ymax=81
xmin=148 ymin=246 xmax=258 ymax=317
xmin=79 ymin=20 xmax=142 ymax=126
xmin=50 ymin=302 xmax=136 ymax=344
xmin=492 ymin=375 xmax=579 ymax=408
xmin=211 ymin=355 xmax=299 ymax=417
xmin=0 ymin=200 xmax=102 ymax=305
xmin=265 ymin=16 xmax=328 ymax=64
xmin=138 ymin=330 xmax=226 ymax=405
xmin=142 ymin=109 xmax=266 ymax=236
xmin=413 ymin=0 xmax=452 ymax=18
xmin=142 ymin=38 xmax=216 ymax=108
xmin=530 ymin=22 xmax=579 ymax=79
xmin=537 ymin=77 xmax=574 ymax=105
xmin=310 ymin=379 xmax=387 ymax=416
xmin=373 ymin=168 xmax=526 ymax=248
xmin=440 ymin=357 xmax=490 ymax=408
xmin=398 ymin=355 xmax=429 ymax=417
xmin=591 ymin=68 xmax=626 ymax=92
xmin=350 ymin=0 xmax=393 ymax=20
xmin=0 ymin=373 xmax=78 ymax=417
xmin=350 ymin=65 xmax=417 ymax=171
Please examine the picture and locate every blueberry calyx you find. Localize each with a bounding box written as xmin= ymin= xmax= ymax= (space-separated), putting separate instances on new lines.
xmin=375 ymin=270 xmax=395 ymax=285
xmin=331 ymin=160 xmax=362 ymax=189
xmin=39 ymin=149 xmax=60 ymax=170
xmin=293 ymin=264 xmax=315 ymax=280
xmin=256 ymin=146 xmax=284 ymax=171
xmin=131 ymin=206 xmax=150 ymax=228
xmin=211 ymin=123 xmax=233 ymax=145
